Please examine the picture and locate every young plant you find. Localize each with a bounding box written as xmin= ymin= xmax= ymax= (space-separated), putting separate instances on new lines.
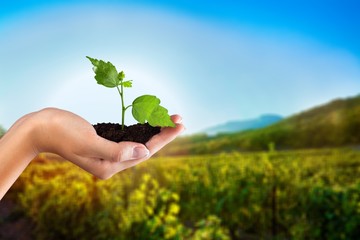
xmin=87 ymin=56 xmax=175 ymax=130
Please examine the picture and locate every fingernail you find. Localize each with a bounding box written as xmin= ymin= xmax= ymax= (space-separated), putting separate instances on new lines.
xmin=131 ymin=146 xmax=150 ymax=160
xmin=176 ymin=116 xmax=183 ymax=124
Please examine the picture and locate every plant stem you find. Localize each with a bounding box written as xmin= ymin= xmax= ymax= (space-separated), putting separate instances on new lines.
xmin=116 ymin=85 xmax=126 ymax=130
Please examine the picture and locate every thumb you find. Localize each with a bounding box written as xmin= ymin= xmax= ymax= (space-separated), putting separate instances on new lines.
xmin=91 ymin=135 xmax=150 ymax=161
xmin=117 ymin=142 xmax=150 ymax=162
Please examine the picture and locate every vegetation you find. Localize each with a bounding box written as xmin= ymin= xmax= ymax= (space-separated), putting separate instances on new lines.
xmin=87 ymin=56 xmax=175 ymax=129
xmin=6 ymin=148 xmax=360 ymax=239
xmin=0 ymin=125 xmax=5 ymax=137
xmin=160 ymin=94 xmax=360 ymax=155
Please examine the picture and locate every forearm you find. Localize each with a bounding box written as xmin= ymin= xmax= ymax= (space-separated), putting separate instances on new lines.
xmin=0 ymin=114 xmax=39 ymax=199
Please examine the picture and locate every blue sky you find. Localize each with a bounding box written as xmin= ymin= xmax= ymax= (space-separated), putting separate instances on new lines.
xmin=1 ymin=0 xmax=360 ymax=134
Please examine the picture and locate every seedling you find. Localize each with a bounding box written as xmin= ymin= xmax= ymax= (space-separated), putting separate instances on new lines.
xmin=87 ymin=56 xmax=175 ymax=130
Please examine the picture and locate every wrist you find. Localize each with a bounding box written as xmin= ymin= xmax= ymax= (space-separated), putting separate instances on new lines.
xmin=14 ymin=112 xmax=41 ymax=159
xmin=27 ymin=108 xmax=72 ymax=155
xmin=27 ymin=108 xmax=55 ymax=154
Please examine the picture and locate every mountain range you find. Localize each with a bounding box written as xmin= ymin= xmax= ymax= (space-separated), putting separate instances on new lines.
xmin=202 ymin=114 xmax=283 ymax=136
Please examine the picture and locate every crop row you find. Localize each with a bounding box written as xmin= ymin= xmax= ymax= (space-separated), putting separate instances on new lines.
xmin=9 ymin=149 xmax=360 ymax=239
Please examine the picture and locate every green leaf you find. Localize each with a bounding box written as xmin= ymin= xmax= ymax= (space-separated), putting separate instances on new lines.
xmin=86 ymin=56 xmax=119 ymax=88
xmin=121 ymin=80 xmax=133 ymax=88
xmin=132 ymin=95 xmax=175 ymax=127
xmin=118 ymin=71 xmax=125 ymax=80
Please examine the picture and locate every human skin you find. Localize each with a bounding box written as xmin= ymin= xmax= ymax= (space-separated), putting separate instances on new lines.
xmin=0 ymin=108 xmax=184 ymax=199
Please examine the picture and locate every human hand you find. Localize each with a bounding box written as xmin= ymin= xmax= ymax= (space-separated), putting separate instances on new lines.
xmin=0 ymin=107 xmax=184 ymax=198
xmin=31 ymin=108 xmax=184 ymax=179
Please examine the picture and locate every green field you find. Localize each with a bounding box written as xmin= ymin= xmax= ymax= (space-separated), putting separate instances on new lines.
xmin=3 ymin=148 xmax=360 ymax=239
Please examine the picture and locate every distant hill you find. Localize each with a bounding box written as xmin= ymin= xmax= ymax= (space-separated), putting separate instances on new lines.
xmin=0 ymin=125 xmax=5 ymax=137
xmin=159 ymin=94 xmax=360 ymax=156
xmin=202 ymin=114 xmax=283 ymax=136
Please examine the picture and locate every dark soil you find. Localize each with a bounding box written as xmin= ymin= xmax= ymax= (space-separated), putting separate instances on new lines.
xmin=93 ymin=123 xmax=161 ymax=144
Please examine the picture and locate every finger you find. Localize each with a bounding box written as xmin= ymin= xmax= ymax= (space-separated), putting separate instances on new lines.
xmin=146 ymin=122 xmax=185 ymax=154
xmin=75 ymin=149 xmax=153 ymax=179
xmin=116 ymin=156 xmax=150 ymax=170
xmin=70 ymin=154 xmax=120 ymax=179
xmin=90 ymin=136 xmax=149 ymax=162
xmin=170 ymin=114 xmax=182 ymax=124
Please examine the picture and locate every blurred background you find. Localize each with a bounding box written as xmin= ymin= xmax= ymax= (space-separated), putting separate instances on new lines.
xmin=1 ymin=1 xmax=360 ymax=239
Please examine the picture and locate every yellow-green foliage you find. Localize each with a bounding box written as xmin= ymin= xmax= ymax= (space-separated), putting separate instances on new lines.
xmin=14 ymin=149 xmax=360 ymax=239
